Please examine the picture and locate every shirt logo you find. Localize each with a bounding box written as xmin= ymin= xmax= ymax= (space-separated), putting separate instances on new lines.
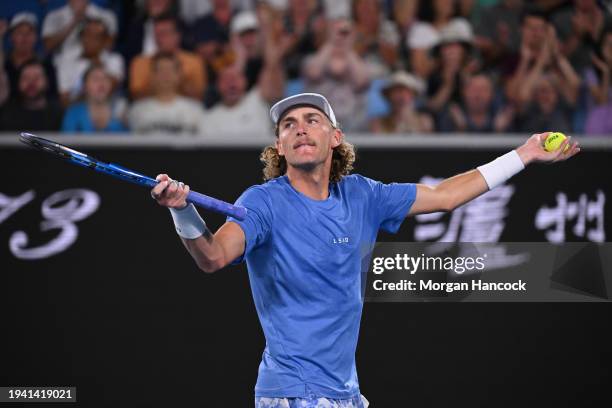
xmin=332 ymin=236 xmax=350 ymax=244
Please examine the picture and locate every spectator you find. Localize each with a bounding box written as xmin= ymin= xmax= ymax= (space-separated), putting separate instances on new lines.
xmin=0 ymin=60 xmax=63 ymax=131
xmin=405 ymin=0 xmax=472 ymax=79
xmin=194 ymin=21 xmax=235 ymax=106
xmin=551 ymin=0 xmax=609 ymax=72
xmin=303 ymin=18 xmax=371 ymax=132
xmin=282 ymin=0 xmax=326 ymax=80
xmin=122 ymin=0 xmax=180 ymax=64
xmin=200 ymin=17 xmax=287 ymax=137
xmin=352 ymin=0 xmax=401 ymax=77
xmin=56 ymin=17 xmax=124 ymax=105
xmin=130 ymin=14 xmax=206 ymax=100
xmin=370 ymin=71 xmax=432 ymax=134
xmin=128 ymin=52 xmax=204 ymax=134
xmin=390 ymin=0 xmax=419 ymax=71
xmin=191 ymin=0 xmax=246 ymax=101
xmin=3 ymin=13 xmax=58 ymax=99
xmin=584 ymin=30 xmax=612 ymax=134
xmin=505 ymin=9 xmax=551 ymax=103
xmin=62 ymin=65 xmax=127 ymax=132
xmin=42 ymin=0 xmax=118 ymax=64
xmin=511 ymin=25 xmax=580 ymax=133
xmin=516 ymin=73 xmax=574 ymax=133
xmin=229 ymin=11 xmax=263 ymax=91
xmin=474 ymin=0 xmax=524 ymax=71
xmin=191 ymin=0 xmax=234 ymax=66
xmin=426 ymin=20 xmax=478 ymax=114
xmin=438 ymin=73 xmax=515 ymax=132
xmin=229 ymin=4 xmax=294 ymax=89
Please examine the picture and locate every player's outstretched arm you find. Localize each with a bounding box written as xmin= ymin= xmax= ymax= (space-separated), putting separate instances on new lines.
xmin=408 ymin=132 xmax=580 ymax=216
xmin=151 ymin=174 xmax=245 ymax=273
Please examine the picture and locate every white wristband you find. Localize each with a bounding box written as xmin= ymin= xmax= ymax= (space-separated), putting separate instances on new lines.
xmin=477 ymin=150 xmax=525 ymax=190
xmin=169 ymin=203 xmax=207 ymax=239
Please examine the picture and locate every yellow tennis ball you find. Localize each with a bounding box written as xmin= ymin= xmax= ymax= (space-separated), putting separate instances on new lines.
xmin=544 ymin=132 xmax=570 ymax=153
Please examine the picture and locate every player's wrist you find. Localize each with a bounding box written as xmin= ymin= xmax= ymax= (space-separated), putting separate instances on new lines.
xmin=169 ymin=204 xmax=207 ymax=239
xmin=477 ymin=150 xmax=525 ymax=190
xmin=515 ymin=145 xmax=534 ymax=166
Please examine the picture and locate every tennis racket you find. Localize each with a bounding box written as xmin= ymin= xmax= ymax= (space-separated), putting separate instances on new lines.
xmin=19 ymin=133 xmax=247 ymax=220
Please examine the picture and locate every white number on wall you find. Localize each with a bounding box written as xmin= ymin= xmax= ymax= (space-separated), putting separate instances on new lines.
xmin=7 ymin=189 xmax=100 ymax=260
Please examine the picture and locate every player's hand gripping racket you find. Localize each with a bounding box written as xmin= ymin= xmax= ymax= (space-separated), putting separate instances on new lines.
xmin=19 ymin=133 xmax=247 ymax=220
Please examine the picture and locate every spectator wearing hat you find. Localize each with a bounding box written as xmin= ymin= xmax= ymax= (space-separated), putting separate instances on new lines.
xmin=229 ymin=10 xmax=264 ymax=91
xmin=0 ymin=60 xmax=63 ymax=131
xmin=405 ymin=0 xmax=472 ymax=79
xmin=197 ymin=9 xmax=262 ymax=107
xmin=229 ymin=4 xmax=294 ymax=91
xmin=42 ymin=0 xmax=118 ymax=64
xmin=200 ymin=13 xmax=287 ymax=137
xmin=438 ymin=73 xmax=515 ymax=132
xmin=55 ymin=17 xmax=124 ymax=106
xmin=130 ymin=13 xmax=206 ymax=100
xmin=2 ymin=13 xmax=58 ymax=99
xmin=370 ymin=71 xmax=433 ymax=134
xmin=426 ymin=19 xmax=479 ymax=115
xmin=303 ymin=17 xmax=371 ymax=132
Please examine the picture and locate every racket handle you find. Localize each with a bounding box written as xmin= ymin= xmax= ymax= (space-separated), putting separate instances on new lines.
xmin=186 ymin=190 xmax=247 ymax=221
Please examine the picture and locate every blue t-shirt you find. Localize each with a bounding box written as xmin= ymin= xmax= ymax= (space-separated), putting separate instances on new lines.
xmin=227 ymin=174 xmax=417 ymax=399
xmin=62 ymin=102 xmax=127 ymax=133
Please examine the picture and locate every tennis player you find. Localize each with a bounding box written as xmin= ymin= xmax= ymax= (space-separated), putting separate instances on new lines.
xmin=151 ymin=93 xmax=580 ymax=408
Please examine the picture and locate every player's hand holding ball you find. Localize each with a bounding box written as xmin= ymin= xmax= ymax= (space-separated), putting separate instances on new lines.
xmin=150 ymin=174 xmax=190 ymax=209
xmin=544 ymin=132 xmax=571 ymax=153
xmin=515 ymin=131 xmax=580 ymax=165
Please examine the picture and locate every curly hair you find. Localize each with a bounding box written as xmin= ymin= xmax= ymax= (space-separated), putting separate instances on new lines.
xmin=260 ymin=140 xmax=356 ymax=183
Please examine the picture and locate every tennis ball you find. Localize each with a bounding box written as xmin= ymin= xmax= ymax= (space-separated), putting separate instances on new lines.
xmin=544 ymin=132 xmax=570 ymax=153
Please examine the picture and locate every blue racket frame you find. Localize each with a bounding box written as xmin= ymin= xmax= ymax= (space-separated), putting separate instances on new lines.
xmin=19 ymin=133 xmax=247 ymax=220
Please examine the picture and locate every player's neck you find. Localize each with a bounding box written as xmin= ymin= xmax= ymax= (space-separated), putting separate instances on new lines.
xmin=286 ymin=166 xmax=330 ymax=201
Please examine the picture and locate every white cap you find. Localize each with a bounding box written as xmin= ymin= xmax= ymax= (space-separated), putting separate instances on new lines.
xmin=269 ymin=93 xmax=338 ymax=127
xmin=382 ymin=71 xmax=426 ymax=95
xmin=438 ymin=19 xmax=473 ymax=45
xmin=230 ymin=11 xmax=259 ymax=34
xmin=9 ymin=12 xmax=38 ymax=30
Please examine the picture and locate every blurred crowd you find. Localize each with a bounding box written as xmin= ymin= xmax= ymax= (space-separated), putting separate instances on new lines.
xmin=1 ymin=0 xmax=612 ymax=136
